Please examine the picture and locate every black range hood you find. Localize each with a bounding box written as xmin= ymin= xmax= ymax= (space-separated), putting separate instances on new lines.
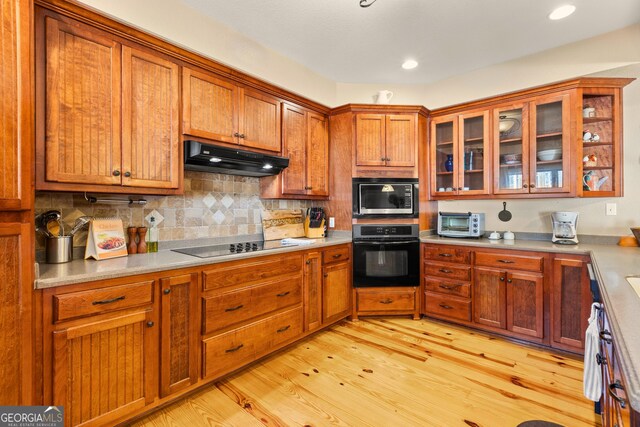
xmin=184 ymin=140 xmax=289 ymax=177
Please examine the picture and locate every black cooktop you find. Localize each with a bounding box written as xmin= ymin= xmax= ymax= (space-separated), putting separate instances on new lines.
xmin=172 ymin=240 xmax=265 ymax=258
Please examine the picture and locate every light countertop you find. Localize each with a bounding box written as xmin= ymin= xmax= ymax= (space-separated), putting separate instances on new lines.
xmin=422 ymin=235 xmax=640 ymax=411
xmin=35 ymin=235 xmax=352 ymax=289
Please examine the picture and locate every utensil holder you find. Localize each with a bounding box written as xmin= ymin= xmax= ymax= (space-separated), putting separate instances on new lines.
xmin=46 ymin=235 xmax=73 ymax=264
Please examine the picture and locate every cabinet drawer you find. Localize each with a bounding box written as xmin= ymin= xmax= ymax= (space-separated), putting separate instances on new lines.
xmin=424 ymin=262 xmax=471 ymax=281
xmin=323 ymin=245 xmax=350 ymax=264
xmin=202 ymin=306 xmax=302 ymax=379
xmin=356 ymin=288 xmax=416 ymax=312
xmin=423 ymin=246 xmax=471 ymax=264
xmin=475 ymin=252 xmax=543 ymax=272
xmin=53 ymin=281 xmax=154 ymax=322
xmin=202 ymin=274 xmax=302 ymax=334
xmin=424 ymin=292 xmax=471 ymax=322
xmin=424 ymin=278 xmax=470 ymax=298
xmin=203 ymin=254 xmax=302 ymax=291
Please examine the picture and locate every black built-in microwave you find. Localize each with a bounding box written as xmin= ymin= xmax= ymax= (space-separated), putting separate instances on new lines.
xmin=352 ymin=178 xmax=418 ymax=218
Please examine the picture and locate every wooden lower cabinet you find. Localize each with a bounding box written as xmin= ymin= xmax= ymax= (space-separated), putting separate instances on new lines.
xmin=599 ymin=308 xmax=640 ymax=427
xmin=51 ymin=308 xmax=157 ymax=427
xmin=473 ymin=267 xmax=507 ymax=329
xmin=354 ymin=287 xmax=419 ymax=320
xmin=159 ymin=273 xmax=199 ymax=397
xmin=551 ymin=255 xmax=592 ymax=352
xmin=322 ymin=260 xmax=351 ymax=324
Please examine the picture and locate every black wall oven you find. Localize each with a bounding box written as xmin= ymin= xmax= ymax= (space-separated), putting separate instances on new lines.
xmin=352 ymin=178 xmax=418 ymax=218
xmin=353 ymin=224 xmax=420 ymax=288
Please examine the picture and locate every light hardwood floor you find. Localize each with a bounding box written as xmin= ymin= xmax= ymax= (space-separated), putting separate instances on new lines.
xmin=134 ymin=318 xmax=601 ymax=427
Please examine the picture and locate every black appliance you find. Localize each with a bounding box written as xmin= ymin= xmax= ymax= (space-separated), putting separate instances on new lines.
xmin=352 ymin=178 xmax=418 ymax=218
xmin=171 ymin=238 xmax=304 ymax=259
xmin=184 ymin=140 xmax=289 ymax=177
xmin=352 ymin=224 xmax=420 ymax=287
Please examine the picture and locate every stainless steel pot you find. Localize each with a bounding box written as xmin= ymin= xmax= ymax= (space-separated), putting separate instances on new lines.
xmin=46 ymin=235 xmax=73 ymax=263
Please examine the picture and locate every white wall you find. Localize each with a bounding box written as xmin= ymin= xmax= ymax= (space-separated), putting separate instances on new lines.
xmin=76 ymin=0 xmax=337 ymax=106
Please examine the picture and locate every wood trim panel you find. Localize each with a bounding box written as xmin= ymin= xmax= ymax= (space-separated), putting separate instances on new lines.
xmin=330 ymin=104 xmax=429 ymax=117
xmin=0 ymin=0 xmax=32 ymax=210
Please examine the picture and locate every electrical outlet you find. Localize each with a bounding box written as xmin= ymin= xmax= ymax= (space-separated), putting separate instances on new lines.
xmin=329 ymin=217 xmax=335 ymax=228
xmin=606 ymin=203 xmax=617 ymax=216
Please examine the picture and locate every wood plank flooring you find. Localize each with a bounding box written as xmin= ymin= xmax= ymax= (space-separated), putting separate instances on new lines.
xmin=133 ymin=318 xmax=601 ymax=427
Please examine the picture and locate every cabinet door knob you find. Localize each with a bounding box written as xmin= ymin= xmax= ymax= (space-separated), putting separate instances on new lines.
xmin=239 ymin=134 xmax=245 ymax=139
xmin=163 ymin=288 xmax=171 ymax=295
xmin=381 ymin=157 xmax=386 ymax=161
xmin=124 ymin=171 xmax=131 ymax=178
xmin=530 ymin=184 xmax=536 ymax=188
xmin=146 ymin=321 xmax=154 ymax=328
xmin=507 ymin=278 xmax=513 ymax=283
xmin=324 ymin=273 xmax=328 ymax=278
xmin=305 ymin=260 xmax=311 ymax=265
xmin=499 ymin=276 xmax=505 ymax=281
xmin=233 ymin=132 xmax=240 ymax=137
xmin=386 ymin=157 xmax=391 ymax=161
xmin=523 ymin=184 xmax=528 ymax=188
xmin=112 ymin=170 xmax=121 ymax=177
xmin=458 ymin=187 xmax=463 ymax=191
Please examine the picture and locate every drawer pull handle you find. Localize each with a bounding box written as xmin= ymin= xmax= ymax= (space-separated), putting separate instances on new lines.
xmin=438 ymin=253 xmax=452 ymax=257
xmin=92 ymin=296 xmax=125 ymax=305
xmin=276 ymin=291 xmax=290 ymax=297
xmin=380 ymin=299 xmax=393 ymax=304
xmin=225 ymin=304 xmax=244 ymax=312
xmin=439 ymin=303 xmax=453 ymax=309
xmin=277 ymin=325 xmax=291 ymax=333
xmin=608 ymin=380 xmax=627 ymax=409
xmin=332 ymin=254 xmax=342 ymax=259
xmin=498 ymin=259 xmax=515 ymax=264
xmin=225 ymin=344 xmax=244 ymax=353
xmin=596 ymin=353 xmax=607 ymax=365
xmin=439 ymin=283 xmax=462 ymax=290
xmin=439 ymin=268 xmax=452 ymax=274
xmin=599 ymin=329 xmax=612 ymax=344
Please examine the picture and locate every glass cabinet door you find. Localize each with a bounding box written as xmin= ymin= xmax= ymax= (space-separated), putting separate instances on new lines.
xmin=431 ymin=117 xmax=458 ymax=196
xmin=494 ymin=104 xmax=528 ymax=194
xmin=458 ymin=111 xmax=490 ymax=195
xmin=529 ymin=93 xmax=570 ymax=193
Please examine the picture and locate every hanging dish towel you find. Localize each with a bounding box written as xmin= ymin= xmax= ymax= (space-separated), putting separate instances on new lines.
xmin=583 ymin=302 xmax=603 ymax=401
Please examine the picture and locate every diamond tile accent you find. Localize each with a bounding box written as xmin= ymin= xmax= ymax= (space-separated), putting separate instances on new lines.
xmin=203 ymin=211 xmax=215 ymax=226
xmin=145 ymin=209 xmax=164 ymax=226
xmin=203 ymin=193 xmax=216 ymax=209
xmin=221 ymin=194 xmax=234 ymax=209
xmin=62 ymin=209 xmax=87 ymax=228
xmin=213 ymin=210 xmax=226 ymax=225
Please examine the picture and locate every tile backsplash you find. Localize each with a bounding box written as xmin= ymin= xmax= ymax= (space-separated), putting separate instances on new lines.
xmin=35 ymin=171 xmax=322 ymax=249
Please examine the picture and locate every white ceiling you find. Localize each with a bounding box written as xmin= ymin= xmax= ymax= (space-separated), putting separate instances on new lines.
xmin=181 ymin=0 xmax=640 ymax=85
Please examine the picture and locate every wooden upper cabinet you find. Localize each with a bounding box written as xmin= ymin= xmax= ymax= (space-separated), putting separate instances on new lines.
xmin=37 ymin=11 xmax=183 ymax=194
xmin=261 ymin=103 xmax=329 ymax=199
xmin=307 ymin=112 xmax=329 ymax=196
xmin=183 ymin=68 xmax=237 ymax=144
xmin=0 ymin=0 xmax=32 ymax=210
xmin=43 ymin=15 xmax=122 ymax=186
xmin=355 ymin=114 xmax=385 ymax=166
xmin=183 ymin=66 xmax=281 ymax=153
xmin=122 ymin=46 xmax=180 ymax=189
xmin=239 ymin=88 xmax=281 ymax=152
xmin=281 ymin=104 xmax=307 ymax=196
xmin=385 ymin=114 xmax=416 ymax=167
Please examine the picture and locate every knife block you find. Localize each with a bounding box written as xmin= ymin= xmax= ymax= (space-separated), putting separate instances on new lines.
xmin=304 ymin=217 xmax=325 ymax=238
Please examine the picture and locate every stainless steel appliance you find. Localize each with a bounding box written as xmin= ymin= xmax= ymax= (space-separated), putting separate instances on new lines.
xmin=184 ymin=140 xmax=289 ymax=177
xmin=172 ymin=239 xmax=301 ymax=258
xmin=352 ymin=178 xmax=418 ymax=218
xmin=551 ymin=211 xmax=579 ymax=245
xmin=352 ymin=224 xmax=419 ymax=287
xmin=437 ymin=212 xmax=485 ymax=238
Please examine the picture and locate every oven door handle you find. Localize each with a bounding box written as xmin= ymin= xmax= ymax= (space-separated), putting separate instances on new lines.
xmin=353 ymin=240 xmax=416 ymax=246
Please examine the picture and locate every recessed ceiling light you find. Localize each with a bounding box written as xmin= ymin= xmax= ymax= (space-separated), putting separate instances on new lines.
xmin=402 ymin=59 xmax=418 ymax=70
xmin=549 ymin=4 xmax=576 ymax=20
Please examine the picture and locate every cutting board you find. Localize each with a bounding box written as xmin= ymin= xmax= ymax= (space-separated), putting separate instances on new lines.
xmin=262 ymin=209 xmax=305 ymax=241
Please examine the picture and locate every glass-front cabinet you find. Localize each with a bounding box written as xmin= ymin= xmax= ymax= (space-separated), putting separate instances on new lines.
xmin=493 ymin=93 xmax=571 ymax=195
xmin=580 ymin=88 xmax=619 ymax=196
xmin=431 ymin=111 xmax=490 ymax=198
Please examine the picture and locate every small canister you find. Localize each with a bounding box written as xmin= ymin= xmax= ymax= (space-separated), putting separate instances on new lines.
xmin=45 ymin=235 xmax=73 ymax=263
